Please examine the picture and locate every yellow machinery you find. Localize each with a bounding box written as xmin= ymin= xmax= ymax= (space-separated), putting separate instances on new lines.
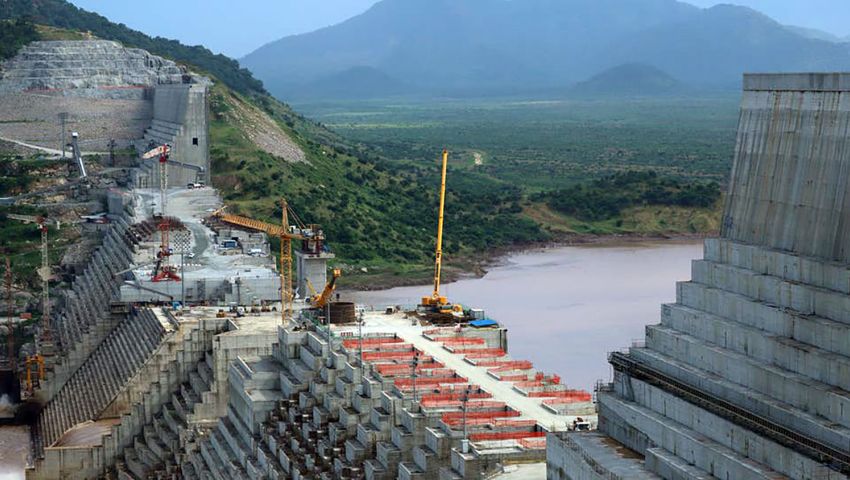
xmin=306 ymin=269 xmax=342 ymax=309
xmin=213 ymin=198 xmax=304 ymax=324
xmin=24 ymin=354 xmax=45 ymax=393
xmin=420 ymin=150 xmax=465 ymax=317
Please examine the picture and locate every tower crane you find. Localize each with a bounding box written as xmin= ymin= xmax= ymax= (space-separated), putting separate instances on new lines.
xmin=142 ymin=144 xmax=171 ymax=216
xmin=3 ymin=257 xmax=15 ymax=372
xmin=6 ymin=214 xmax=57 ymax=349
xmin=212 ymin=198 xmax=304 ymax=324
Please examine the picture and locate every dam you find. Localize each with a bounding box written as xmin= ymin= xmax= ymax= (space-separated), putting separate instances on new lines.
xmin=3 ymin=39 xmax=848 ymax=480
xmin=1 ymin=40 xmax=593 ymax=479
xmin=547 ymin=74 xmax=850 ymax=479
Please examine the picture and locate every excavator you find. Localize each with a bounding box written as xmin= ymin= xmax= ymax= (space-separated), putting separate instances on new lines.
xmin=419 ymin=150 xmax=466 ymax=323
xmin=306 ymin=269 xmax=342 ymax=309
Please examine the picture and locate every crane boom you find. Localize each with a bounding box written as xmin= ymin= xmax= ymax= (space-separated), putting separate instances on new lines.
xmin=422 ymin=150 xmax=450 ymax=307
xmin=213 ymin=199 xmax=304 ymax=324
xmin=313 ymin=269 xmax=341 ymax=309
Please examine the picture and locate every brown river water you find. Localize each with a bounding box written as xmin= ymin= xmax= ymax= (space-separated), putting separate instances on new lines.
xmin=352 ymin=241 xmax=704 ymax=392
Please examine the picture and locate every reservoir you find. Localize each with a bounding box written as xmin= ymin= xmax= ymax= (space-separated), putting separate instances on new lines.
xmin=351 ymin=240 xmax=703 ymax=391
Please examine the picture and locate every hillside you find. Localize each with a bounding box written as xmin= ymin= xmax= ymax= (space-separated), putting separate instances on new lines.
xmin=0 ymin=0 xmax=263 ymax=96
xmin=242 ymin=0 xmax=850 ymax=99
xmin=0 ymin=5 xmax=548 ymax=282
xmin=571 ymin=63 xmax=682 ymax=96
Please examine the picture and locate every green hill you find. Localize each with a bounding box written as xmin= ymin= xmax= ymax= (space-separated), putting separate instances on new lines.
xmin=0 ymin=2 xmax=547 ymax=284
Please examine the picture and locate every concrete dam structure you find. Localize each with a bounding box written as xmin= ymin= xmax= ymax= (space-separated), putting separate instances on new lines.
xmin=547 ymin=74 xmax=850 ymax=479
xmin=0 ymin=40 xmax=209 ymax=174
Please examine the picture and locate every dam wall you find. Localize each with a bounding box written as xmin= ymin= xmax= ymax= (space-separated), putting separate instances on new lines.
xmin=548 ymin=73 xmax=850 ymax=479
xmin=137 ymin=84 xmax=210 ymax=188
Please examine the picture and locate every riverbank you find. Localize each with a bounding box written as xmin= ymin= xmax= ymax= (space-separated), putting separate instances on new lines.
xmin=341 ymin=232 xmax=711 ymax=292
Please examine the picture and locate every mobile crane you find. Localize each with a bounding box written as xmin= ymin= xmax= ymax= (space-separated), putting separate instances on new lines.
xmin=420 ymin=150 xmax=465 ymax=321
xmin=306 ymin=269 xmax=342 ymax=309
xmin=212 ymin=198 xmax=304 ymax=324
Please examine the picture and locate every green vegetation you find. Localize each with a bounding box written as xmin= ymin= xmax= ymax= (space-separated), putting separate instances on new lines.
xmin=0 ymin=19 xmax=39 ymax=59
xmin=539 ymin=171 xmax=721 ymax=222
xmin=0 ymin=0 xmax=264 ymax=95
xmin=208 ymin=86 xmax=547 ymax=271
xmin=297 ymin=96 xmax=740 ymax=191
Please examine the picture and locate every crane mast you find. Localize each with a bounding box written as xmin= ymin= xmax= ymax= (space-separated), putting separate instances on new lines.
xmin=213 ymin=198 xmax=305 ymax=324
xmin=5 ymin=257 xmax=14 ymax=371
xmin=422 ymin=150 xmax=450 ymax=307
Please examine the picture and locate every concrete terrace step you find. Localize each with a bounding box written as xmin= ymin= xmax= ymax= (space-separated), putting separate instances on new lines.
xmin=599 ymin=392 xmax=792 ymax=480
xmin=629 ymin=347 xmax=850 ymax=454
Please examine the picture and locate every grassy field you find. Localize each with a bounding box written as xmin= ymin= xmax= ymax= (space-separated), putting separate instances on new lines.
xmin=295 ymin=95 xmax=741 ymax=191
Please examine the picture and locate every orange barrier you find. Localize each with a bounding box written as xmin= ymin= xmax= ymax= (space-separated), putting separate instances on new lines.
xmin=451 ymin=348 xmax=505 ymax=355
xmin=519 ymin=438 xmax=547 ymax=450
xmin=528 ymin=390 xmax=591 ymax=401
xmin=441 ymin=409 xmax=519 ymax=422
xmin=361 ymin=350 xmax=424 ymax=361
xmin=394 ymin=376 xmax=466 ymax=388
xmin=421 ymin=392 xmax=491 ymax=403
xmin=469 ymin=431 xmax=546 ymax=442
xmin=342 ymin=337 xmax=403 ymax=349
xmin=421 ymin=399 xmax=506 ymax=409
xmin=485 ymin=361 xmax=535 ymax=371
xmin=434 ymin=337 xmax=486 ymax=345
xmin=375 ymin=362 xmax=445 ymax=375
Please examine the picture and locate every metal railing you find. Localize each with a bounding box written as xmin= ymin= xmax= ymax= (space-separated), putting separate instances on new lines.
xmin=609 ymin=352 xmax=850 ymax=475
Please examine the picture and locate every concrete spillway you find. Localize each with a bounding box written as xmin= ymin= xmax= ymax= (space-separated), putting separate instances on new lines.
xmin=548 ymin=73 xmax=850 ymax=479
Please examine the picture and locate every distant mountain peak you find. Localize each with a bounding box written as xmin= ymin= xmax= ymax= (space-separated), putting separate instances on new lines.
xmin=240 ymin=0 xmax=850 ymax=100
xmin=572 ymin=63 xmax=681 ymax=96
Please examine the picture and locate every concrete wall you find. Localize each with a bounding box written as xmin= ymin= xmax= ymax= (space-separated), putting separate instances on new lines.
xmin=722 ymin=73 xmax=850 ymax=262
xmin=145 ymin=84 xmax=210 ymax=186
xmin=295 ymin=250 xmax=331 ymax=299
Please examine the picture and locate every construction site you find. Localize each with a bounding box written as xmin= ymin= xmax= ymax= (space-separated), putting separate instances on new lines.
xmin=0 ymin=40 xmax=595 ymax=480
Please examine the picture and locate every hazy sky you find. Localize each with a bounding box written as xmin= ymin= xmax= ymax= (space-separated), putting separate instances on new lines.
xmin=70 ymin=0 xmax=849 ymax=58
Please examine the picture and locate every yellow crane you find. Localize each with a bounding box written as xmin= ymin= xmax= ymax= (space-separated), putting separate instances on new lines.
xmin=306 ymin=269 xmax=342 ymax=309
xmin=421 ymin=149 xmax=456 ymax=312
xmin=212 ymin=198 xmax=304 ymax=324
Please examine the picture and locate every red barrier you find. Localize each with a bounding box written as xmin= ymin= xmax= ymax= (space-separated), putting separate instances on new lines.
xmin=342 ymin=337 xmax=403 ymax=349
xmin=486 ymin=361 xmax=535 ymax=371
xmin=394 ymin=376 xmax=466 ymax=388
xmin=469 ymin=431 xmax=545 ymax=442
xmin=421 ymin=392 xmax=491 ymax=403
xmin=519 ymin=438 xmax=547 ymax=450
xmin=434 ymin=337 xmax=486 ymax=345
xmin=528 ymin=390 xmax=591 ymax=401
xmin=441 ymin=409 xmax=519 ymax=422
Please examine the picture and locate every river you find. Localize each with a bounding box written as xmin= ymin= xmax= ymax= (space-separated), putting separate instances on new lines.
xmin=351 ymin=241 xmax=703 ymax=391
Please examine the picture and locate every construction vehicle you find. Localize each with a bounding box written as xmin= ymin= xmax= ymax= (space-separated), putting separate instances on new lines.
xmin=419 ymin=150 xmax=466 ymax=322
xmin=306 ymin=269 xmax=342 ymax=309
xmin=212 ymin=198 xmax=305 ymax=324
xmin=24 ymin=354 xmax=45 ymax=394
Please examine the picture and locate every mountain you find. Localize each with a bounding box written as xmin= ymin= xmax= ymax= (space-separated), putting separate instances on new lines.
xmin=242 ymin=0 xmax=850 ymax=100
xmin=289 ymin=66 xmax=412 ymax=100
xmin=571 ymin=64 xmax=682 ymax=96
xmin=0 ymin=0 xmax=545 ymax=274
xmin=785 ymin=25 xmax=843 ymax=43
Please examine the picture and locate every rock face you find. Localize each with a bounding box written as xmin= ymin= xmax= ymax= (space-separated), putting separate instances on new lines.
xmin=0 ymin=40 xmax=185 ymax=95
